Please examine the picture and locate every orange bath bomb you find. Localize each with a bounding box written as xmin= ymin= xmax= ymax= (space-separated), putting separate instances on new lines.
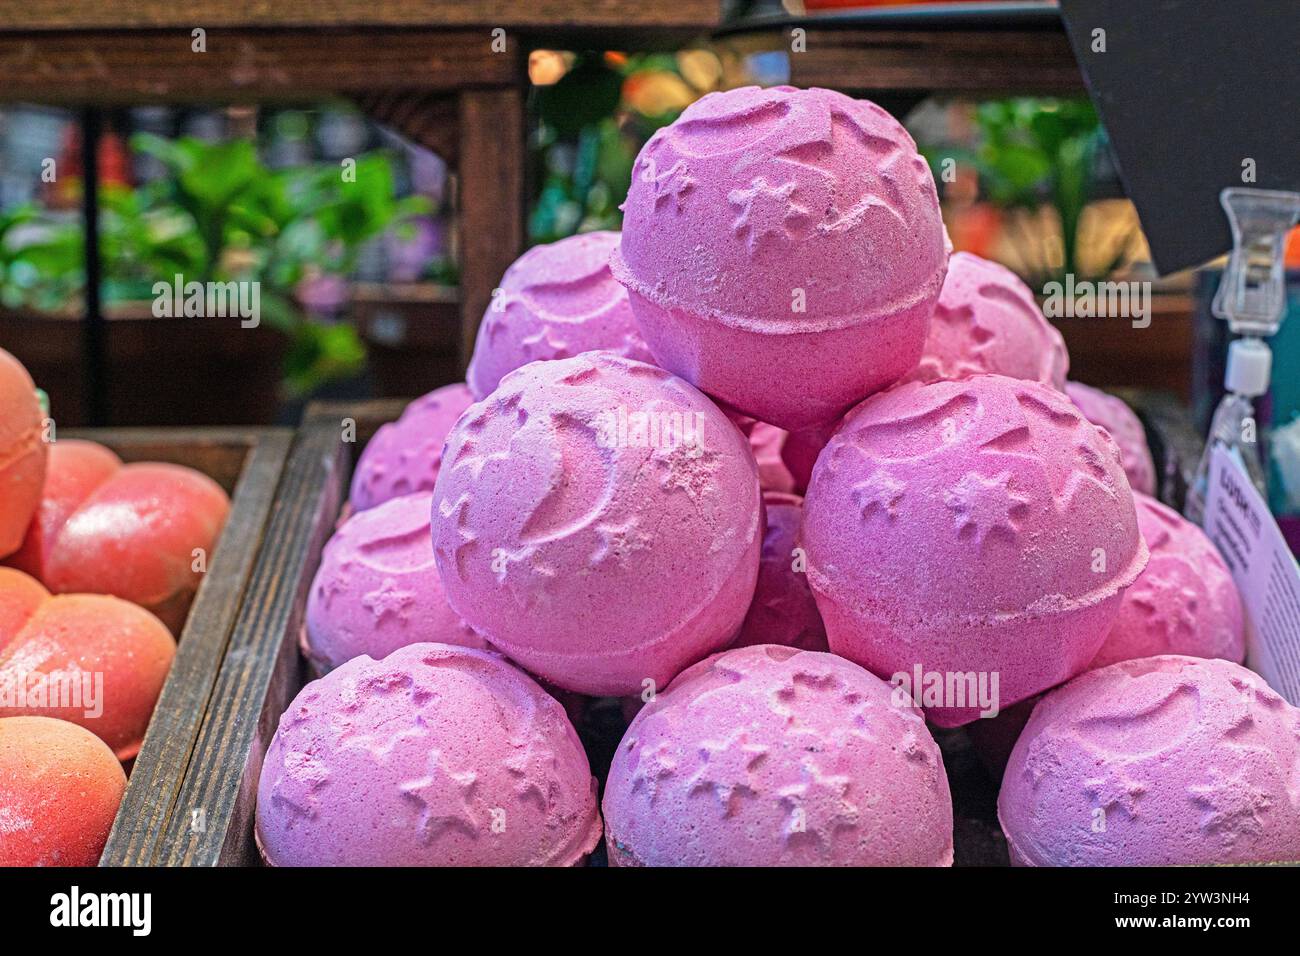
xmin=0 ymin=567 xmax=175 ymax=760
xmin=0 ymin=715 xmax=127 ymax=866
xmin=7 ymin=439 xmax=230 ymax=633
xmin=0 ymin=349 xmax=47 ymax=561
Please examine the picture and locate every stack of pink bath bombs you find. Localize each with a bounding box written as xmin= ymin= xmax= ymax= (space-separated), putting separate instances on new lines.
xmin=258 ymin=84 xmax=1287 ymax=867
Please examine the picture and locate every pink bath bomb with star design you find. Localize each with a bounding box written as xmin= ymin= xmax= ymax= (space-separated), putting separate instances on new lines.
xmin=431 ymin=351 xmax=763 ymax=696
xmin=1065 ymin=381 xmax=1157 ymax=496
xmin=1091 ymin=493 xmax=1244 ymax=670
xmin=731 ymin=492 xmax=827 ymax=651
xmin=602 ymin=644 xmax=953 ymax=866
xmin=903 ymin=252 xmax=1068 ymax=390
xmin=466 ymin=231 xmax=653 ymax=400
xmin=349 ymin=383 xmax=474 ymax=512
xmin=255 ymin=643 xmax=602 ymax=866
xmin=305 ymin=492 xmax=484 ymax=672
xmin=802 ymin=374 xmax=1148 ymax=726
xmin=999 ymin=655 xmax=1300 ymax=866
xmin=611 ymin=85 xmax=948 ymax=431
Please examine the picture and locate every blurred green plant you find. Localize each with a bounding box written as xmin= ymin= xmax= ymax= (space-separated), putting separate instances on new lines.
xmin=0 ymin=136 xmax=430 ymax=397
xmin=530 ymin=52 xmax=699 ymax=244
xmin=923 ymin=97 xmax=1129 ymax=287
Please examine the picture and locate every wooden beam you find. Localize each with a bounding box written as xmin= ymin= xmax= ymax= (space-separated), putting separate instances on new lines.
xmin=789 ymin=28 xmax=1083 ymax=94
xmin=355 ymin=92 xmax=461 ymax=166
xmin=0 ymin=1 xmax=722 ymax=32
xmin=0 ymin=28 xmax=522 ymax=104
xmin=457 ymin=86 xmax=526 ymax=374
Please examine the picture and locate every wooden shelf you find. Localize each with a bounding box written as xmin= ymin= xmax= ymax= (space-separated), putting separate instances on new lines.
xmin=719 ymin=2 xmax=1083 ymax=94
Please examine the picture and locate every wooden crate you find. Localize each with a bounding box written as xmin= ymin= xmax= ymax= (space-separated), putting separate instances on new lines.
xmin=157 ymin=394 xmax=1205 ymax=867
xmin=157 ymin=402 xmax=401 ymax=865
xmin=85 ymin=427 xmax=293 ymax=866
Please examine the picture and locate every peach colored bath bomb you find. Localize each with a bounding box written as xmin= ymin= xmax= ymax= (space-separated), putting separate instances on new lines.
xmin=1065 ymin=381 xmax=1157 ymax=496
xmin=903 ymin=252 xmax=1068 ymax=390
xmin=732 ymin=492 xmax=826 ymax=651
xmin=467 ymin=231 xmax=653 ymax=400
xmin=999 ymin=655 xmax=1300 ymax=866
xmin=350 ymin=383 xmax=474 ymax=512
xmin=7 ymin=439 xmax=229 ymax=633
xmin=0 ymin=349 xmax=46 ymax=560
xmin=611 ymin=85 xmax=947 ymax=431
xmin=0 ymin=567 xmax=175 ymax=761
xmin=255 ymin=643 xmax=601 ymax=866
xmin=603 ymin=644 xmax=953 ymax=866
xmin=431 ymin=351 xmax=762 ymax=696
xmin=803 ymin=374 xmax=1148 ymax=726
xmin=305 ymin=493 xmax=485 ymax=673
xmin=1091 ymin=493 xmax=1244 ymax=669
xmin=0 ymin=716 xmax=126 ymax=866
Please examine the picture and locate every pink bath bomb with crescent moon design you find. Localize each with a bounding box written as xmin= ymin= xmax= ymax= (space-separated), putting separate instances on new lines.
xmin=999 ymin=655 xmax=1300 ymax=866
xmin=431 ymin=351 xmax=763 ymax=696
xmin=903 ymin=252 xmax=1068 ymax=390
xmin=1091 ymin=493 xmax=1244 ymax=669
xmin=968 ymin=495 xmax=1246 ymax=780
xmin=349 ymin=383 xmax=474 ymax=512
xmin=803 ymin=374 xmax=1148 ymax=726
xmin=1065 ymin=381 xmax=1157 ymax=496
xmin=305 ymin=492 xmax=484 ymax=673
xmin=467 ymin=231 xmax=653 ymax=400
xmin=731 ymin=492 xmax=827 ymax=652
xmin=603 ymin=644 xmax=953 ymax=866
xmin=256 ymin=643 xmax=602 ymax=866
xmin=611 ymin=85 xmax=948 ymax=431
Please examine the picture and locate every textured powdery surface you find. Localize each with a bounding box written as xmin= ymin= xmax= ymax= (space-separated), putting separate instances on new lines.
xmin=903 ymin=252 xmax=1069 ymax=390
xmin=431 ymin=351 xmax=762 ymax=696
xmin=999 ymin=655 xmax=1300 ymax=866
xmin=731 ymin=492 xmax=827 ymax=652
xmin=1090 ymin=494 xmax=1244 ymax=669
xmin=256 ymin=643 xmax=601 ymax=866
xmin=611 ymin=85 xmax=947 ymax=429
xmin=1065 ymin=381 xmax=1157 ymax=497
xmin=803 ymin=374 xmax=1147 ymax=725
xmin=467 ymin=231 xmax=652 ymax=399
xmin=305 ymin=492 xmax=485 ymax=672
xmin=603 ymin=644 xmax=953 ymax=866
xmin=350 ymin=383 xmax=475 ymax=512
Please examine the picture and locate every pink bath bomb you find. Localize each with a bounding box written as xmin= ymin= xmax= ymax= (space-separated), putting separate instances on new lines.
xmin=349 ymin=383 xmax=474 ymax=512
xmin=732 ymin=492 xmax=827 ymax=651
xmin=603 ymin=644 xmax=953 ymax=866
xmin=1065 ymin=381 xmax=1157 ymax=496
xmin=999 ymin=655 xmax=1300 ymax=866
xmin=305 ymin=493 xmax=485 ymax=672
xmin=1092 ymin=493 xmax=1245 ymax=670
xmin=903 ymin=252 xmax=1068 ymax=390
xmin=466 ymin=231 xmax=653 ymax=400
xmin=611 ymin=85 xmax=947 ymax=431
xmin=803 ymin=374 xmax=1148 ymax=726
xmin=969 ymin=495 xmax=1246 ymax=779
xmin=749 ymin=422 xmax=798 ymax=494
xmin=256 ymin=643 xmax=602 ymax=866
xmin=431 ymin=351 xmax=762 ymax=696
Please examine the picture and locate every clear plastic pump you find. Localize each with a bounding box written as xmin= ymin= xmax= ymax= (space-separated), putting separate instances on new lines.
xmin=1187 ymin=187 xmax=1300 ymax=525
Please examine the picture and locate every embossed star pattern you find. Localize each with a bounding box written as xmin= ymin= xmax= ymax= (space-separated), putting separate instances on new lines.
xmin=685 ymin=730 xmax=769 ymax=817
xmin=851 ymin=470 xmax=906 ymax=521
xmin=361 ymin=577 xmax=416 ymax=622
xmin=727 ymin=177 xmax=808 ymax=252
xmin=943 ymin=471 xmax=1031 ymax=546
xmin=400 ymin=749 xmax=481 ymax=843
